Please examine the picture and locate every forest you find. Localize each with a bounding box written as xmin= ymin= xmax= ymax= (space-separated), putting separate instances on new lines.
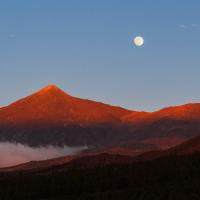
xmin=0 ymin=153 xmax=200 ymax=200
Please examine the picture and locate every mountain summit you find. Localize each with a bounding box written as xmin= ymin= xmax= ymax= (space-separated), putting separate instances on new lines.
xmin=39 ymin=84 xmax=61 ymax=91
xmin=36 ymin=85 xmax=73 ymax=98
xmin=38 ymin=85 xmax=69 ymax=94
xmin=10 ymin=84 xmax=73 ymax=107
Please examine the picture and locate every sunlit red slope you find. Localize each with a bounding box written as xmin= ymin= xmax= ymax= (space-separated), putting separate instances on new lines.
xmin=123 ymin=104 xmax=200 ymax=124
xmin=0 ymin=85 xmax=131 ymax=125
xmin=0 ymin=85 xmax=133 ymax=147
xmin=122 ymin=104 xmax=200 ymax=149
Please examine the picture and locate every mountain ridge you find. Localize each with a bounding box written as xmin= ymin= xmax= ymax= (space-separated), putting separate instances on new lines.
xmin=1 ymin=85 xmax=200 ymax=150
xmin=0 ymin=85 xmax=133 ymax=147
xmin=0 ymin=85 xmax=131 ymax=126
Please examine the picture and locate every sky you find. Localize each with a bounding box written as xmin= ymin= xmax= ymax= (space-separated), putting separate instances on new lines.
xmin=0 ymin=0 xmax=200 ymax=111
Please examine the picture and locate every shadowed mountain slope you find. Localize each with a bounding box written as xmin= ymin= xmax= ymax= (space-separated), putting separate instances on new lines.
xmin=136 ymin=135 xmax=200 ymax=161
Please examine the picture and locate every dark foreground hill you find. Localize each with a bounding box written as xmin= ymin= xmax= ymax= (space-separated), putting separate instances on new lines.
xmin=136 ymin=135 xmax=200 ymax=161
xmin=1 ymin=153 xmax=200 ymax=200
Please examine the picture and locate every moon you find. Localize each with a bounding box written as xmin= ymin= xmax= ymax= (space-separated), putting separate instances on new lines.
xmin=134 ymin=36 xmax=144 ymax=47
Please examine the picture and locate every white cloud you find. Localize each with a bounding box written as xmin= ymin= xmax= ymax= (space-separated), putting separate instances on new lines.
xmin=0 ymin=142 xmax=87 ymax=168
xmin=179 ymin=24 xmax=188 ymax=29
xmin=179 ymin=24 xmax=200 ymax=29
xmin=191 ymin=24 xmax=200 ymax=28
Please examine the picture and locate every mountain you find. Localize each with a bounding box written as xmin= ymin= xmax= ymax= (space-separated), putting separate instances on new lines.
xmin=1 ymin=85 xmax=200 ymax=151
xmin=136 ymin=134 xmax=200 ymax=161
xmin=0 ymin=85 xmax=130 ymax=125
xmin=122 ymin=103 xmax=200 ymax=149
xmin=0 ymin=85 xmax=133 ymax=147
xmin=169 ymin=135 xmax=200 ymax=155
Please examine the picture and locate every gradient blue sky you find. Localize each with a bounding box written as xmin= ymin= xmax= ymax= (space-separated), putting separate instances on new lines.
xmin=0 ymin=0 xmax=200 ymax=111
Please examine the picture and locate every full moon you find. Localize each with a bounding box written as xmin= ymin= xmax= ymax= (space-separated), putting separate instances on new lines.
xmin=134 ymin=36 xmax=144 ymax=47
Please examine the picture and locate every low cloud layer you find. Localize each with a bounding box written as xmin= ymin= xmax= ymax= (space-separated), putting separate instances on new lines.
xmin=0 ymin=142 xmax=87 ymax=168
